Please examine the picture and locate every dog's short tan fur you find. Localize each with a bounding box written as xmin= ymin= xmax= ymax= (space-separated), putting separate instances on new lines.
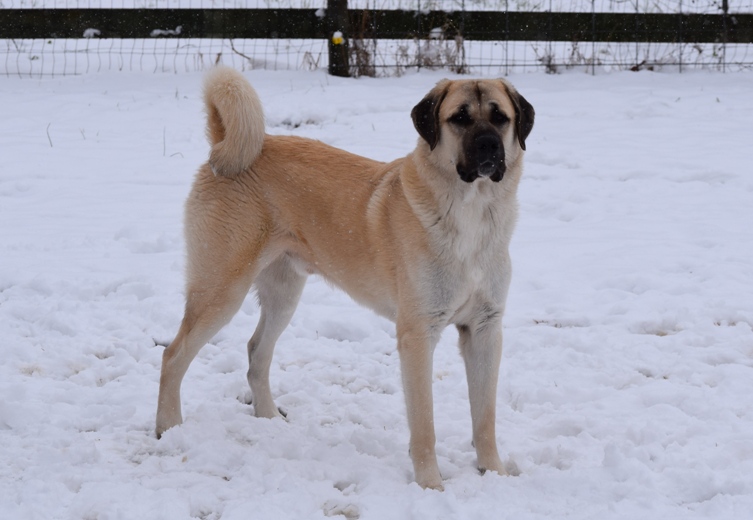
xmin=156 ymin=67 xmax=534 ymax=490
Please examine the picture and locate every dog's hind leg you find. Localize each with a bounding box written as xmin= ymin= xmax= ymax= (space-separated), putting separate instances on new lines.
xmin=156 ymin=267 xmax=256 ymax=438
xmin=247 ymin=255 xmax=306 ymax=419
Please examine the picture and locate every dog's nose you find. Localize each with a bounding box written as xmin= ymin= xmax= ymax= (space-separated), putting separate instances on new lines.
xmin=475 ymin=134 xmax=500 ymax=156
xmin=475 ymin=134 xmax=502 ymax=177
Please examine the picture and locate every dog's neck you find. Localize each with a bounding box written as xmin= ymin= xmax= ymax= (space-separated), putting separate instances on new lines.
xmin=401 ymin=148 xmax=519 ymax=262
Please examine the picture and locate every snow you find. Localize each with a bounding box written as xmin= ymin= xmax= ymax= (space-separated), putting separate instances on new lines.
xmin=1 ymin=68 xmax=753 ymax=519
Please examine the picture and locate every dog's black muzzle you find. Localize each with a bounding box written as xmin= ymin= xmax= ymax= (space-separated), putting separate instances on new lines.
xmin=457 ymin=131 xmax=505 ymax=183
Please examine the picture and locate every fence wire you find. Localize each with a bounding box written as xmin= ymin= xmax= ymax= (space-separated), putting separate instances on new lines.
xmin=2 ymin=1 xmax=752 ymax=76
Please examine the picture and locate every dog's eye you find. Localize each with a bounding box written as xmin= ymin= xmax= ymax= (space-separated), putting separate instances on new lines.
xmin=449 ymin=110 xmax=472 ymax=127
xmin=490 ymin=106 xmax=509 ymax=126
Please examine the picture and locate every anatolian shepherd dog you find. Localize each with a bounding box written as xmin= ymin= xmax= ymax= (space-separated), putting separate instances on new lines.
xmin=156 ymin=66 xmax=534 ymax=490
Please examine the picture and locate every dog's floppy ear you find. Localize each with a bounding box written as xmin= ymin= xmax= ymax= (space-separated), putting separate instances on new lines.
xmin=503 ymin=83 xmax=535 ymax=151
xmin=411 ymin=81 xmax=449 ymax=151
xmin=514 ymin=93 xmax=535 ymax=151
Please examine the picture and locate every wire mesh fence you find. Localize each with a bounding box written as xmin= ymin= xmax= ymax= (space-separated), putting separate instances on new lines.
xmin=2 ymin=0 xmax=752 ymax=76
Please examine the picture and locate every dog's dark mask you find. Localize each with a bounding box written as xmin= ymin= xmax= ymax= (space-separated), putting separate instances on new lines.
xmin=455 ymin=127 xmax=505 ymax=183
xmin=411 ymin=81 xmax=534 ymax=184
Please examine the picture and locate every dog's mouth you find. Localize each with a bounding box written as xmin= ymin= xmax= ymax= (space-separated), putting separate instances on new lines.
xmin=478 ymin=161 xmax=498 ymax=177
xmin=457 ymin=161 xmax=505 ymax=183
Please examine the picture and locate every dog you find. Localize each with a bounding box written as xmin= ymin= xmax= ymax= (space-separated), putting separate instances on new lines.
xmin=156 ymin=66 xmax=534 ymax=490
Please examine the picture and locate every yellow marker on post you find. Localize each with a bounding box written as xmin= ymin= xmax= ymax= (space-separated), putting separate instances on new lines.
xmin=332 ymin=31 xmax=344 ymax=45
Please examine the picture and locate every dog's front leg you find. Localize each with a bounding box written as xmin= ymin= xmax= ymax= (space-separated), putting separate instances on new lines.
xmin=397 ymin=321 xmax=443 ymax=490
xmin=457 ymin=318 xmax=506 ymax=476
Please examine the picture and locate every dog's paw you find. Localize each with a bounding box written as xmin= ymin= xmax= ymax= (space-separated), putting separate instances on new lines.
xmin=252 ymin=401 xmax=288 ymax=421
xmin=477 ymin=465 xmax=504 ymax=476
xmin=477 ymin=453 xmax=505 ymax=474
xmin=478 ymin=457 xmax=519 ymax=477
xmin=417 ymin=478 xmax=444 ymax=491
xmin=155 ymin=409 xmax=182 ymax=440
xmin=414 ymin=467 xmax=444 ymax=491
xmin=155 ymin=420 xmax=179 ymax=440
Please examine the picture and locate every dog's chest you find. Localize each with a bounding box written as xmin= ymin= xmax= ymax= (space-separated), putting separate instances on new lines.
xmin=424 ymin=193 xmax=513 ymax=316
xmin=434 ymin=188 xmax=511 ymax=264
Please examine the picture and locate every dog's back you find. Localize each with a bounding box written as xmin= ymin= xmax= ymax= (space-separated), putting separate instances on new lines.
xmin=191 ymin=69 xmax=411 ymax=317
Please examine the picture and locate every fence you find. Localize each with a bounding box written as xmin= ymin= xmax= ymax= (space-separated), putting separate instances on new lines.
xmin=2 ymin=1 xmax=753 ymax=77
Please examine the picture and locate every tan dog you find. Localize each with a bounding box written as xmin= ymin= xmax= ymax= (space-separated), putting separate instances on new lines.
xmin=156 ymin=67 xmax=534 ymax=490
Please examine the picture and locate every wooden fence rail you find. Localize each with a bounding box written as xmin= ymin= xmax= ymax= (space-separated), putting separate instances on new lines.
xmin=3 ymin=9 xmax=752 ymax=43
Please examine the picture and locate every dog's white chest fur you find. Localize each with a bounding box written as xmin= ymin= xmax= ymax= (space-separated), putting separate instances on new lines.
xmin=453 ymin=183 xmax=500 ymax=255
xmin=421 ymin=180 xmax=516 ymax=325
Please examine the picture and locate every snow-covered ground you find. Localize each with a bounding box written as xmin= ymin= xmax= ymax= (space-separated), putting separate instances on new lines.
xmin=1 ymin=68 xmax=752 ymax=519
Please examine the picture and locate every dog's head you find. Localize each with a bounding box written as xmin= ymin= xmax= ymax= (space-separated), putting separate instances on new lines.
xmin=411 ymin=79 xmax=534 ymax=183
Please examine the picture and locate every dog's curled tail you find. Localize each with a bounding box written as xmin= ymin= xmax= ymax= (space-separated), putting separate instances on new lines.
xmin=203 ymin=66 xmax=265 ymax=177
